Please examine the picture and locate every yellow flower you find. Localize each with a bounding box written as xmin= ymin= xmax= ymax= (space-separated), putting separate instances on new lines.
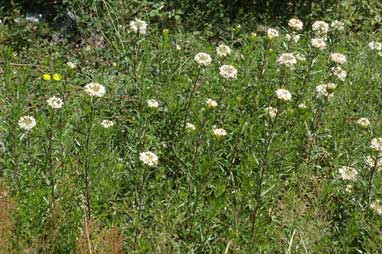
xmin=53 ymin=73 xmax=61 ymax=81
xmin=43 ymin=74 xmax=51 ymax=81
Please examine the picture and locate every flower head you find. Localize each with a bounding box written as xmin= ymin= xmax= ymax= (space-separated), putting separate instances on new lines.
xmin=357 ymin=118 xmax=370 ymax=128
xmin=47 ymin=96 xmax=63 ymax=109
xmin=194 ymin=52 xmax=212 ymax=66
xmin=338 ymin=166 xmax=358 ymax=181
xmin=186 ymin=122 xmax=196 ymax=131
xmin=265 ymin=107 xmax=278 ymax=118
xmin=312 ymin=21 xmax=329 ymax=35
xmin=331 ymin=66 xmax=347 ymax=81
xmin=311 ymin=38 xmax=326 ymax=50
xmin=101 ymin=120 xmax=114 ymax=128
xmin=371 ymin=200 xmax=382 ymax=215
xmin=43 ymin=74 xmax=51 ymax=81
xmin=206 ymin=99 xmax=218 ymax=108
xmin=212 ymin=127 xmax=227 ymax=137
xmin=277 ymin=53 xmax=297 ymax=68
xmin=147 ymin=99 xmax=159 ymax=108
xmin=67 ymin=62 xmax=77 ymax=69
xmin=370 ymin=138 xmax=382 ymax=152
xmin=53 ymin=73 xmax=61 ymax=81
xmin=84 ymin=82 xmax=106 ymax=97
xmin=129 ymin=18 xmax=148 ymax=34
xmin=216 ymin=44 xmax=231 ymax=57
xmin=18 ymin=115 xmax=36 ymax=130
xmin=368 ymin=41 xmax=382 ymax=51
xmin=219 ymin=65 xmax=237 ymax=79
xmin=288 ymin=18 xmax=303 ymax=31
xmin=267 ymin=28 xmax=279 ymax=39
xmin=329 ymin=53 xmax=347 ymax=64
xmin=275 ymin=88 xmax=292 ymax=101
xmin=366 ymin=155 xmax=382 ymax=171
xmin=316 ymin=83 xmax=336 ymax=98
xmin=139 ymin=151 xmax=158 ymax=166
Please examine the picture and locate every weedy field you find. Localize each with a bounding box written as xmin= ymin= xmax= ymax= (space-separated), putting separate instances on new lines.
xmin=1 ymin=12 xmax=382 ymax=254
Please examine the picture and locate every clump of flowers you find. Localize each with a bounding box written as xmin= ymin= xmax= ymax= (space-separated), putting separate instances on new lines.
xmin=366 ymin=156 xmax=382 ymax=171
xmin=101 ymin=120 xmax=114 ymax=128
xmin=288 ymin=18 xmax=303 ymax=31
xmin=316 ymin=83 xmax=336 ymax=98
xmin=84 ymin=82 xmax=106 ymax=97
xmin=47 ymin=96 xmax=64 ymax=109
xmin=370 ymin=138 xmax=382 ymax=152
xmin=357 ymin=117 xmax=370 ymax=128
xmin=139 ymin=151 xmax=158 ymax=167
xmin=186 ymin=123 xmax=196 ymax=131
xmin=18 ymin=115 xmax=36 ymax=130
xmin=147 ymin=99 xmax=159 ymax=108
xmin=216 ymin=44 xmax=231 ymax=57
xmin=194 ymin=52 xmax=212 ymax=66
xmin=312 ymin=21 xmax=329 ymax=35
xmin=338 ymin=166 xmax=358 ymax=181
xmin=276 ymin=53 xmax=297 ymax=69
xmin=331 ymin=66 xmax=347 ymax=81
xmin=329 ymin=53 xmax=347 ymax=64
xmin=330 ymin=20 xmax=345 ymax=31
xmin=206 ymin=99 xmax=218 ymax=108
xmin=371 ymin=200 xmax=382 ymax=215
xmin=275 ymin=88 xmax=292 ymax=101
xmin=311 ymin=38 xmax=326 ymax=50
xmin=368 ymin=41 xmax=382 ymax=51
xmin=53 ymin=73 xmax=61 ymax=81
xmin=212 ymin=127 xmax=227 ymax=137
xmin=219 ymin=65 xmax=237 ymax=79
xmin=267 ymin=28 xmax=279 ymax=39
xmin=129 ymin=18 xmax=148 ymax=34
xmin=265 ymin=107 xmax=278 ymax=118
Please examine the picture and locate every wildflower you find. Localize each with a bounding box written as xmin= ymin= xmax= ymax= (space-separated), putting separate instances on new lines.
xmin=338 ymin=166 xmax=358 ymax=181
xmin=267 ymin=28 xmax=279 ymax=39
xmin=212 ymin=128 xmax=227 ymax=137
xmin=162 ymin=29 xmax=169 ymax=36
xmin=250 ymin=32 xmax=257 ymax=40
xmin=370 ymin=138 xmax=382 ymax=152
xmin=276 ymin=53 xmax=297 ymax=68
xmin=265 ymin=107 xmax=278 ymax=118
xmin=316 ymin=83 xmax=336 ymax=98
xmin=18 ymin=115 xmax=36 ymax=130
xmin=292 ymin=34 xmax=301 ymax=43
xmin=275 ymin=88 xmax=292 ymax=101
xmin=206 ymin=99 xmax=218 ymax=108
xmin=53 ymin=73 xmax=61 ymax=81
xmin=43 ymin=74 xmax=51 ymax=81
xmin=219 ymin=65 xmax=237 ymax=79
xmin=175 ymin=44 xmax=181 ymax=50
xmin=194 ymin=52 xmax=212 ymax=66
xmin=67 ymin=62 xmax=76 ymax=69
xmin=311 ymin=38 xmax=326 ymax=49
xmin=101 ymin=120 xmax=114 ymax=128
xmin=329 ymin=53 xmax=347 ymax=64
xmin=216 ymin=44 xmax=231 ymax=57
xmin=371 ymin=200 xmax=382 ymax=215
xmin=288 ymin=18 xmax=303 ymax=31
xmin=357 ymin=118 xmax=370 ymax=128
xmin=295 ymin=53 xmax=306 ymax=62
xmin=312 ymin=21 xmax=329 ymax=35
xmin=368 ymin=41 xmax=382 ymax=51
xmin=366 ymin=155 xmax=382 ymax=170
xmin=345 ymin=184 xmax=352 ymax=193
xmin=285 ymin=34 xmax=292 ymax=41
xmin=147 ymin=99 xmax=159 ymax=108
xmin=186 ymin=122 xmax=196 ymax=131
xmin=139 ymin=151 xmax=159 ymax=167
xmin=330 ymin=20 xmax=345 ymax=31
xmin=331 ymin=66 xmax=347 ymax=81
xmin=47 ymin=96 xmax=63 ymax=109
xmin=84 ymin=82 xmax=106 ymax=97
xmin=129 ymin=18 xmax=148 ymax=34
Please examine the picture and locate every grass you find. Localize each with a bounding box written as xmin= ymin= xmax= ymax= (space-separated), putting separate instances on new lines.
xmin=1 ymin=12 xmax=382 ymax=253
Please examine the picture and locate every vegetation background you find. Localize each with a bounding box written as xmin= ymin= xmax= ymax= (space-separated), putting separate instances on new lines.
xmin=1 ymin=0 xmax=382 ymax=253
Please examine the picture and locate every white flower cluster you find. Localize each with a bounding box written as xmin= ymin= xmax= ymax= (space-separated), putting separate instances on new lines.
xmin=213 ymin=127 xmax=227 ymax=137
xmin=311 ymin=38 xmax=326 ymax=50
xmin=329 ymin=53 xmax=347 ymax=64
xmin=371 ymin=200 xmax=382 ymax=215
xmin=288 ymin=18 xmax=303 ymax=31
xmin=265 ymin=107 xmax=278 ymax=118
xmin=316 ymin=83 xmax=336 ymax=98
xmin=267 ymin=28 xmax=279 ymax=39
xmin=18 ymin=115 xmax=36 ymax=130
xmin=368 ymin=41 xmax=382 ymax=51
xmin=331 ymin=20 xmax=345 ymax=31
xmin=357 ymin=118 xmax=370 ymax=128
xmin=147 ymin=99 xmax=159 ymax=108
xmin=312 ymin=21 xmax=329 ymax=36
xmin=370 ymin=138 xmax=382 ymax=152
xmin=194 ymin=52 xmax=212 ymax=66
xmin=206 ymin=99 xmax=218 ymax=108
xmin=366 ymin=156 xmax=382 ymax=171
xmin=216 ymin=44 xmax=231 ymax=57
xmin=331 ymin=66 xmax=347 ymax=81
xmin=101 ymin=120 xmax=114 ymax=128
xmin=219 ymin=65 xmax=237 ymax=79
xmin=139 ymin=151 xmax=158 ymax=166
xmin=276 ymin=53 xmax=297 ymax=68
xmin=47 ymin=96 xmax=64 ymax=109
xmin=84 ymin=82 xmax=106 ymax=97
xmin=129 ymin=18 xmax=148 ymax=34
xmin=338 ymin=166 xmax=358 ymax=181
xmin=275 ymin=89 xmax=292 ymax=101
